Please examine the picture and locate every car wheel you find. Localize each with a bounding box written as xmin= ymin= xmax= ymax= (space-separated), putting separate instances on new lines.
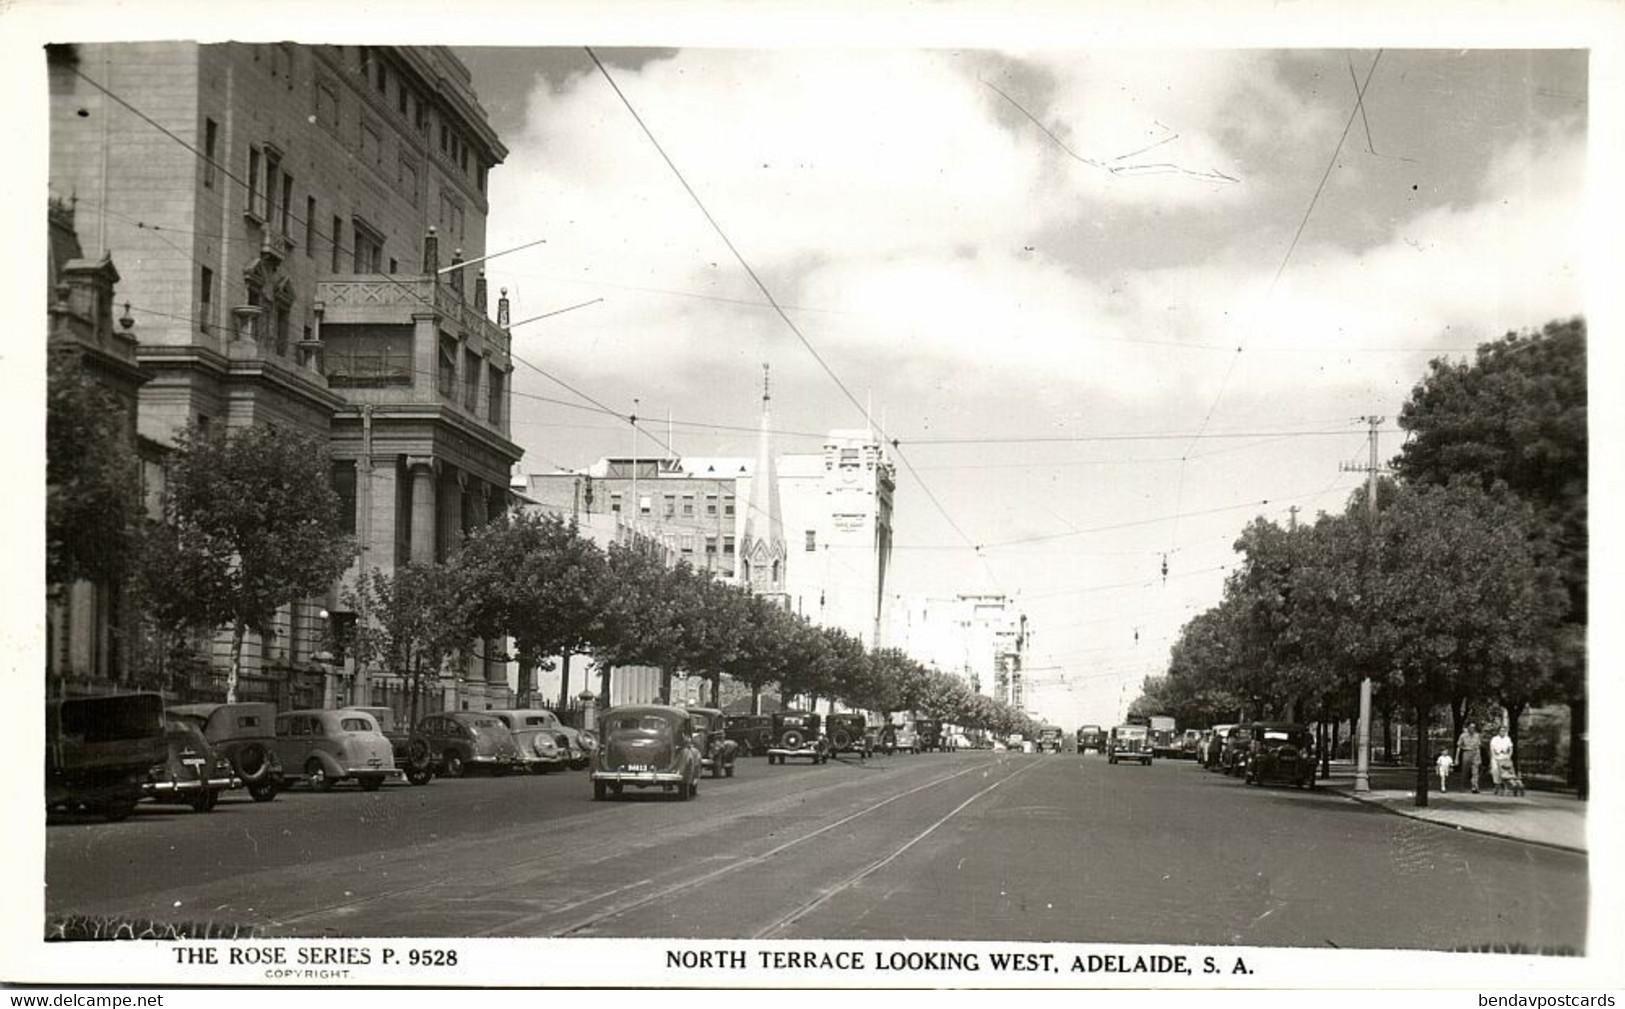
xmin=593 ymin=780 xmax=607 ymax=801
xmin=248 ymin=780 xmax=278 ymax=802
xmin=236 ymin=743 xmax=270 ymax=784
xmin=306 ymin=759 xmax=334 ymax=792
xmin=780 ymin=729 xmax=806 ymax=751
xmin=359 ymin=776 xmax=383 ymax=792
xmin=406 ymin=763 xmax=433 ymax=786
xmin=444 ymin=751 xmax=468 ymax=779
xmin=724 ymin=762 xmax=735 ymax=778
xmin=102 ymin=797 xmax=138 ymax=822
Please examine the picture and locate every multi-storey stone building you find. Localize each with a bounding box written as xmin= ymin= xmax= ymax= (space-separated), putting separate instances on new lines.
xmin=47 ymin=42 xmax=519 ymax=711
xmin=889 ymin=593 xmax=1027 ymax=703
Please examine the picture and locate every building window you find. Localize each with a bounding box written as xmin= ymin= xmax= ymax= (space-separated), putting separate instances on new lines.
xmin=199 ymin=266 xmax=213 ymax=333
xmin=682 ymin=495 xmax=694 ymax=517
xmin=639 ymin=496 xmax=651 ymax=517
xmin=724 ymin=494 xmax=735 ymax=517
xmin=388 ymin=257 xmax=397 ymax=274
xmin=398 ymin=156 xmax=419 ymax=205
xmin=706 ymin=494 xmax=718 ymax=516
xmin=705 ymin=536 xmax=717 ymax=556
xmin=478 ymin=163 xmax=487 ymax=193
xmin=805 ymin=529 xmax=817 ymax=552
xmin=359 ymin=122 xmax=381 ymax=168
xmin=279 ymin=172 xmax=293 ymax=234
xmin=462 ymin=347 xmax=480 ymax=411
xmin=724 ymin=536 xmax=735 ymax=555
xmin=376 ymin=62 xmax=388 ymax=95
xmin=436 ymin=335 xmax=457 ymax=400
xmin=487 ymin=365 xmax=504 ymax=425
xmin=664 ymin=497 xmax=675 ymax=519
xmin=246 ymin=146 xmax=261 ymax=218
xmin=314 ymin=80 xmax=338 ymax=132
xmin=305 ymin=197 xmax=316 ymax=255
xmin=415 ymin=98 xmax=427 ymax=133
xmin=330 ymin=215 xmax=344 ymax=272
xmin=610 ymin=493 xmax=622 ymax=515
xmin=397 ymin=82 xmax=409 ymax=117
xmin=263 ymin=148 xmax=282 ymax=224
xmin=203 ymin=118 xmax=217 ymax=188
xmin=352 ymin=218 xmax=383 ymax=273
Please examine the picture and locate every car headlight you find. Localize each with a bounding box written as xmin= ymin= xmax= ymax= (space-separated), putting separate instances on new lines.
xmin=579 ymin=731 xmax=598 ymax=750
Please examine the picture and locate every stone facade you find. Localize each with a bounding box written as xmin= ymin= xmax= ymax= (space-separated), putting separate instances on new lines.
xmin=48 ymin=43 xmax=519 ymax=712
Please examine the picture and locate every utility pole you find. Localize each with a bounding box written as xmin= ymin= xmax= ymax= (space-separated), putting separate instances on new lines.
xmin=1288 ymin=504 xmax=1300 ymax=532
xmin=1339 ymin=416 xmax=1385 ymax=792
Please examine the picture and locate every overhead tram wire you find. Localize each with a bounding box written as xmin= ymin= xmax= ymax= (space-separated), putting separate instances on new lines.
xmin=582 ymin=47 xmax=986 ymax=561
xmin=1166 ymin=50 xmax=1385 ymax=557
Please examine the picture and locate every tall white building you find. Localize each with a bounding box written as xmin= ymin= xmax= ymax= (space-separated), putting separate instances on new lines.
xmin=890 ymin=593 xmax=1027 ymax=702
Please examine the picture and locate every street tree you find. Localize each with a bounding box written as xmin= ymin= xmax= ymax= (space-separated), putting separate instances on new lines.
xmin=46 ymin=347 xmax=142 ymax=588
xmin=137 ymin=424 xmax=354 ymax=703
xmin=342 ymin=563 xmax=474 ymax=727
xmin=456 ymin=512 xmax=607 ymax=708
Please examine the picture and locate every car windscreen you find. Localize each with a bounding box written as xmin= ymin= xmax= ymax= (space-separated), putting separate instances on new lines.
xmin=57 ymin=697 xmax=163 ymax=742
xmin=688 ymin=713 xmax=714 ymax=730
xmin=523 ymin=716 xmax=553 ymax=727
xmin=339 ymin=717 xmax=375 ymax=732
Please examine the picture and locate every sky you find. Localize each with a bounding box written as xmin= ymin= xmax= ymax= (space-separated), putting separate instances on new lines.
xmin=451 ymin=44 xmax=1588 ymax=729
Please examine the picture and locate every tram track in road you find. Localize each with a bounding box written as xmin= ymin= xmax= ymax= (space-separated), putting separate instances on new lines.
xmin=750 ymin=756 xmax=1042 ymax=939
xmin=516 ymin=755 xmax=1014 ymax=937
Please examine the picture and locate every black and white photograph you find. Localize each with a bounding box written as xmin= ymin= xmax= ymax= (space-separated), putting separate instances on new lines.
xmin=5 ymin=0 xmax=1622 ymax=994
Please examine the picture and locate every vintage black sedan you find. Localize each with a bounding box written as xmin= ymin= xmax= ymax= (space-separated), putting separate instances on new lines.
xmin=591 ymin=705 xmax=702 ymax=801
xmin=684 ymin=706 xmax=739 ymax=778
xmin=725 ymin=714 xmax=774 ymax=756
xmin=143 ymin=717 xmax=237 ymax=812
xmin=47 ymin=693 xmax=168 ymax=821
xmin=169 ymin=701 xmax=284 ymax=801
xmin=1242 ymin=722 xmax=1317 ymax=789
xmin=826 ymin=713 xmax=871 ymax=757
xmin=766 ymin=711 xmax=830 ymax=764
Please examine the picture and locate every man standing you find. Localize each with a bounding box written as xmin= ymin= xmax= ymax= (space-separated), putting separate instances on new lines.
xmin=1456 ymin=722 xmax=1484 ymax=794
xmin=1489 ymin=724 xmax=1515 ymax=796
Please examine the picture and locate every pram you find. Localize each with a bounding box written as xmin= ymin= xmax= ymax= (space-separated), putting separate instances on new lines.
xmin=1495 ymin=756 xmax=1524 ymax=796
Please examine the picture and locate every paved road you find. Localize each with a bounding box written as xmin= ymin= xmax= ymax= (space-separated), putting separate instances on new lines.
xmin=46 ymin=752 xmax=1586 ymax=951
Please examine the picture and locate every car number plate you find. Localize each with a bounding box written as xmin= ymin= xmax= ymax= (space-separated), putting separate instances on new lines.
xmin=622 ymin=764 xmax=652 ymax=772
xmin=182 ymin=758 xmax=206 ymax=767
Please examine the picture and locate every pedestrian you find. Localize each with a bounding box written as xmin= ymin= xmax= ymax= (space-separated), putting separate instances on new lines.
xmin=1456 ymin=722 xmax=1483 ymax=794
xmin=1489 ymin=724 xmax=1514 ymax=796
xmin=1436 ymin=748 xmax=1454 ymax=792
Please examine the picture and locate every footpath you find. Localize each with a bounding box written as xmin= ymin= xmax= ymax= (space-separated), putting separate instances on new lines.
xmin=1319 ymin=759 xmax=1587 ymax=854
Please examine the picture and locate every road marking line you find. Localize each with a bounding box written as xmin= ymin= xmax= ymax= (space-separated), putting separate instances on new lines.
xmin=753 ymin=758 xmax=1043 ymax=939
xmin=539 ymin=756 xmax=1008 ymax=938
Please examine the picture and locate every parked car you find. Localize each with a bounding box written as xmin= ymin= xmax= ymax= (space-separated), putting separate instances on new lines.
xmin=591 ymin=705 xmax=702 ymax=801
xmin=489 ymin=710 xmax=571 ymax=774
xmin=274 ymin=709 xmax=402 ymax=792
xmin=684 ymin=706 xmax=739 ymax=778
xmin=891 ymin=722 xmax=921 ymax=754
xmin=47 ymin=692 xmax=169 ymax=821
xmin=1220 ymin=723 xmax=1257 ymax=776
xmin=405 ymin=711 xmax=524 ymax=780
xmin=724 ymin=714 xmax=774 ymax=756
xmin=767 ymin=711 xmax=830 ymax=764
xmin=826 ymin=713 xmax=871 ymax=757
xmin=499 ymin=707 xmax=596 ymax=769
xmin=143 ymin=717 xmax=237 ymax=812
xmin=169 ymin=701 xmax=284 ymax=802
xmin=347 ymin=706 xmax=413 ymax=764
xmin=1242 ymin=723 xmax=1317 ymax=789
xmin=1179 ymin=728 xmax=1203 ymax=760
xmin=1107 ymin=724 xmax=1152 ymax=765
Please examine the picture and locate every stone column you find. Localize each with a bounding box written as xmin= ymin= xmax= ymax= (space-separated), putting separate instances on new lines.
xmin=408 ymin=457 xmax=438 ymax=565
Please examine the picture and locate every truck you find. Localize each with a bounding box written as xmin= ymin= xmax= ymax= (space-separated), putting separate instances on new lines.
xmin=1148 ymin=715 xmax=1178 ymax=759
xmin=1036 ymin=725 xmax=1064 ymax=754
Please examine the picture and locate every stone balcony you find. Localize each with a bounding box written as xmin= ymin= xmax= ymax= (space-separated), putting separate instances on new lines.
xmin=315 ymin=274 xmax=509 ymax=358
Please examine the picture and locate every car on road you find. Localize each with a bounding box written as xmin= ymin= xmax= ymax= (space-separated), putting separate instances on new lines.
xmin=347 ymin=706 xmax=415 ymax=767
xmin=1219 ymin=723 xmax=1256 ymax=776
xmin=1036 ymin=726 xmax=1065 ymax=754
xmin=143 ymin=717 xmax=237 ymax=812
xmin=274 ymin=709 xmax=402 ymax=792
xmin=724 ymin=714 xmax=774 ymax=756
xmin=890 ymin=722 xmax=921 ymax=754
xmin=47 ymin=692 xmax=169 ymax=821
xmin=405 ymin=711 xmax=525 ymax=780
xmin=913 ymin=718 xmax=944 ymax=752
xmin=169 ymin=701 xmax=284 ymax=802
xmin=591 ymin=705 xmax=702 ymax=801
xmin=1242 ymin=722 xmax=1317 ymax=789
xmin=684 ymin=706 xmax=739 ymax=778
xmin=1107 ymin=724 xmax=1152 ymax=765
xmin=1179 ymin=728 xmax=1203 ymax=760
xmin=1076 ymin=725 xmax=1106 ymax=754
xmin=489 ymin=710 xmax=571 ymax=774
xmin=502 ymin=708 xmax=597 ymax=769
xmin=826 ymin=713 xmax=872 ymax=757
xmin=767 ymin=711 xmax=830 ymax=764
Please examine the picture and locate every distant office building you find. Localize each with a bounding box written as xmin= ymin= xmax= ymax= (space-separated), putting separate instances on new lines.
xmin=520 ymin=429 xmax=896 ymax=648
xmin=889 ymin=593 xmax=1027 ymax=702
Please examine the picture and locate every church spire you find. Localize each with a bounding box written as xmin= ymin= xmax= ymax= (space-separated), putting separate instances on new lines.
xmin=741 ymin=364 xmax=788 ymax=605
